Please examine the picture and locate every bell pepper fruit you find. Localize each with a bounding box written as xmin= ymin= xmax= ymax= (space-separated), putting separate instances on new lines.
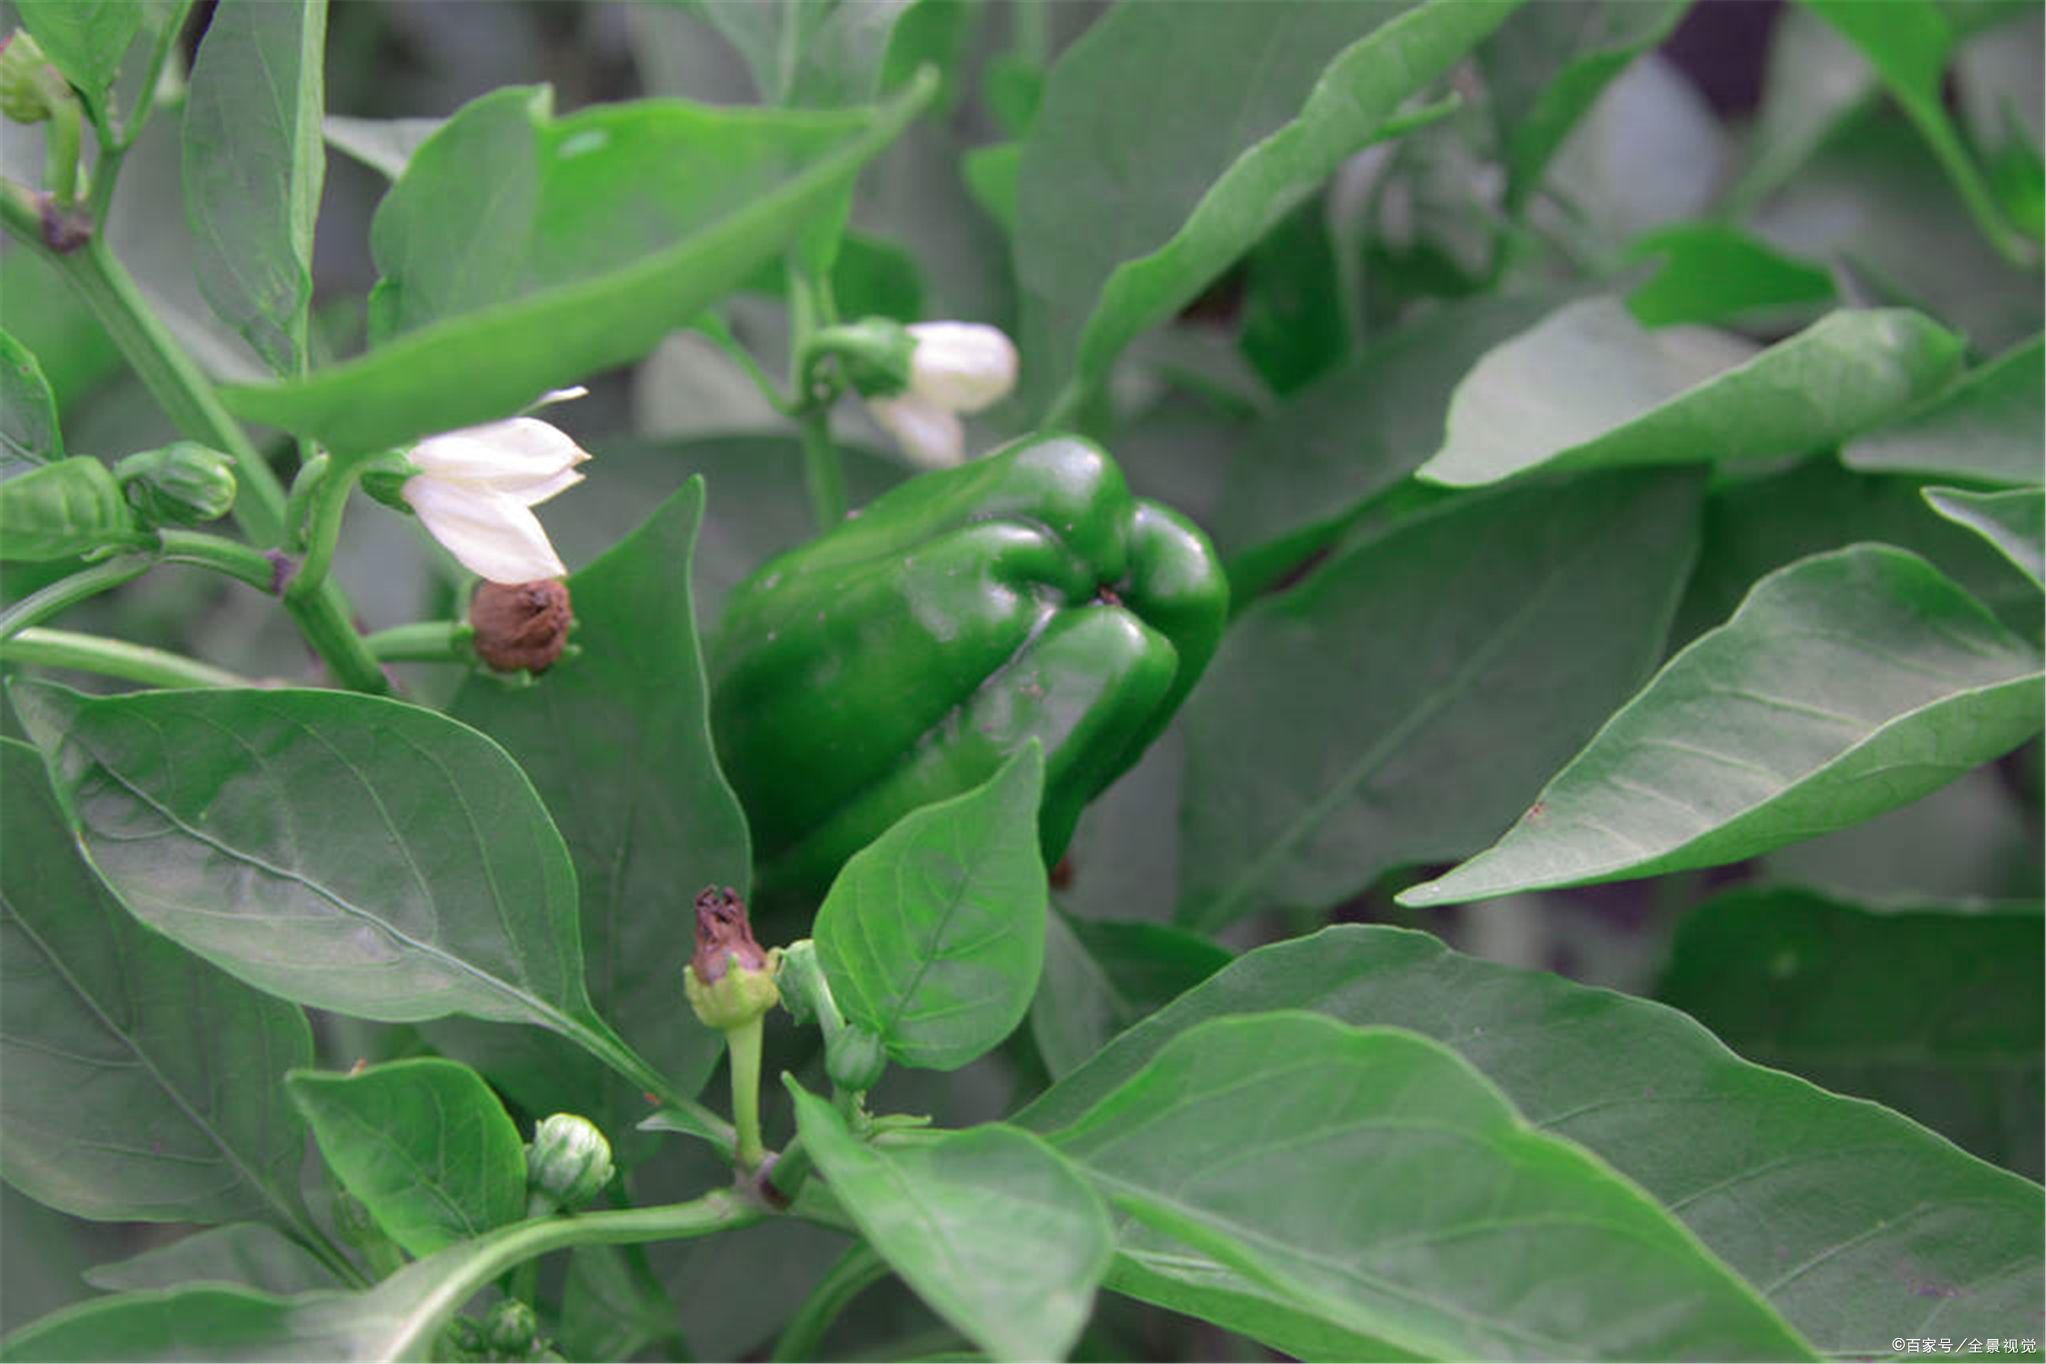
xmin=709 ymin=433 xmax=1228 ymax=898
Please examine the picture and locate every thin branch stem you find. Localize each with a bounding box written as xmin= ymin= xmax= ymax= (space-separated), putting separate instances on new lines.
xmin=728 ymin=1015 xmax=767 ymax=1173
xmin=770 ymin=1241 xmax=890 ymax=1363
xmin=365 ymin=620 xmax=474 ymax=663
xmin=787 ymin=260 xmax=848 ymax=532
xmin=156 ymin=528 xmax=283 ymax=591
xmin=0 ymin=628 xmax=254 ymax=689
xmin=0 ymin=554 xmax=153 ymax=640
xmin=285 ymin=459 xmax=360 ymax=604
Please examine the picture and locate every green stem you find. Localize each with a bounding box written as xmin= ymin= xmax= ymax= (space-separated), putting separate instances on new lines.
xmin=365 ymin=620 xmax=474 ymax=663
xmin=787 ymin=261 xmax=847 ymax=532
xmin=0 ymin=554 xmax=152 ymax=640
xmin=728 ymin=1015 xmax=767 ymax=1173
xmin=156 ymin=528 xmax=282 ymax=591
xmin=798 ymin=412 xmax=847 ymax=531
xmin=770 ymin=1242 xmax=890 ymax=1363
xmin=286 ymin=460 xmax=361 ymax=604
xmin=285 ymin=453 xmax=330 ymax=552
xmin=0 ymin=627 xmax=253 ymax=688
xmin=43 ymin=78 xmax=82 ymax=210
xmin=382 ymin=1192 xmax=763 ymax=1362
xmin=113 ymin=0 xmax=197 ymax=154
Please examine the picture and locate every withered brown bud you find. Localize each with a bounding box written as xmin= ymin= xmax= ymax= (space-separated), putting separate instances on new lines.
xmin=470 ymin=578 xmax=571 ymax=673
xmin=690 ymin=886 xmax=765 ymax=984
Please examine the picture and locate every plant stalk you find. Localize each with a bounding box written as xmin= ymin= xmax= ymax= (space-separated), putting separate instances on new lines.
xmin=0 ymin=628 xmax=254 ymax=689
xmin=0 ymin=555 xmax=153 ymax=640
xmin=770 ymin=1241 xmax=890 ymax=1363
xmin=787 ymin=260 xmax=848 ymax=532
xmin=365 ymin=620 xmax=474 ymax=663
xmin=728 ymin=1014 xmax=768 ymax=1173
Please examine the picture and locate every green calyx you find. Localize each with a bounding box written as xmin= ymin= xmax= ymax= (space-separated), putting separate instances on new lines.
xmin=709 ymin=432 xmax=1228 ymax=900
xmin=114 ymin=442 xmax=239 ymax=527
xmin=684 ymin=953 xmax=782 ymax=1032
xmin=0 ymin=31 xmax=64 ymax=124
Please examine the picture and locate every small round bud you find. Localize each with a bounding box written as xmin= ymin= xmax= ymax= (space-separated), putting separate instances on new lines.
xmin=114 ymin=441 xmax=238 ymax=527
xmin=828 ymin=317 xmax=917 ymax=400
xmin=684 ymin=886 xmax=782 ymax=1031
xmin=525 ymin=1112 xmax=614 ymax=1211
xmin=0 ymin=32 xmax=58 ymax=124
xmin=826 ymin=1025 xmax=887 ymax=1092
xmin=470 ymin=579 xmax=571 ymax=673
xmin=483 ymin=1298 xmax=538 ymax=1358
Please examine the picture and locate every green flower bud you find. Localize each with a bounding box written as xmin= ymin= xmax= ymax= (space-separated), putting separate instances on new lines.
xmin=0 ymin=31 xmax=60 ymax=124
xmin=114 ymin=441 xmax=238 ymax=527
xmin=483 ymin=1299 xmax=538 ymax=1359
xmin=524 ymin=1112 xmax=614 ymax=1211
xmin=825 ymin=1024 xmax=887 ymax=1093
xmin=683 ymin=886 xmax=781 ymax=1031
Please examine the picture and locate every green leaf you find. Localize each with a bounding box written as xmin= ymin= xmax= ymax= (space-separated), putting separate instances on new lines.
xmin=1401 ymin=545 xmax=2044 ymax=906
xmin=1659 ymin=886 xmax=2044 ymax=1179
xmin=960 ymin=141 xmax=1020 ymax=236
xmin=1180 ymin=469 xmax=1703 ymax=930
xmin=1213 ymin=287 xmax=1575 ymax=570
xmin=1796 ymin=0 xmax=2034 ymax=265
xmin=219 ymin=74 xmax=934 ymax=455
xmin=180 ymin=0 xmax=326 ymax=376
xmin=0 ymin=738 xmax=318 ymax=1233
xmin=85 ymin=1225 xmax=339 ymax=1297
xmin=0 ymin=1285 xmax=350 ymax=1363
xmin=287 ymin=1059 xmax=525 ymax=1259
xmin=1041 ymin=1012 xmax=1814 ymax=1361
xmin=1621 ymin=223 xmax=1838 ymax=329
xmin=1923 ymin=484 xmax=2046 ymax=589
xmin=1722 ymin=5 xmax=1875 ymax=211
xmin=788 ymin=1081 xmax=1112 ymax=1362
xmin=321 ymin=115 xmax=442 ymax=180
xmin=0 ymin=457 xmax=142 ymax=561
xmin=1 ymin=331 xmax=62 ymax=473
xmin=10 ymin=683 xmax=632 ymax=1065
xmin=447 ymin=479 xmax=745 ymax=1122
xmin=1479 ymin=0 xmax=1692 ymax=217
xmin=13 ymin=0 xmax=142 ymax=103
xmin=1017 ymin=924 xmax=2046 ymax=1358
xmin=1015 ymin=0 xmax=1518 ymax=406
xmin=815 ymin=743 xmax=1047 ymax=1070
xmin=688 ymin=0 xmax=926 ymax=108
xmin=1843 ymin=335 xmax=2045 ymax=487
xmin=558 ymin=1244 xmax=679 ymax=1363
xmin=1416 ymin=301 xmax=1965 ymax=488
xmin=1029 ymin=914 xmax=1231 ymax=1079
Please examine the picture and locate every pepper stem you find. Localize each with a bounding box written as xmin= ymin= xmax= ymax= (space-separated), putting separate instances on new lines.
xmin=727 ymin=1012 xmax=767 ymax=1173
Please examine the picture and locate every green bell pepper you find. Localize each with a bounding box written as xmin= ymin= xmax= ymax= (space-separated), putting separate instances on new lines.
xmin=709 ymin=433 xmax=1228 ymax=898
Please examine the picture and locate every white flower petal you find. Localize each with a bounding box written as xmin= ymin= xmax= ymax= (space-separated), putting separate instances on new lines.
xmin=533 ymin=385 xmax=589 ymax=408
xmin=408 ymin=417 xmax=590 ymax=492
xmin=403 ymin=475 xmax=567 ymax=583
xmin=868 ymin=395 xmax=964 ymax=469
xmin=508 ymin=465 xmax=586 ymax=507
xmin=905 ymin=322 xmax=1018 ymax=413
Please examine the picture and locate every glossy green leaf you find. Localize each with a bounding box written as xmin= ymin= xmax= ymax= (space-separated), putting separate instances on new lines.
xmin=1923 ymin=484 xmax=2045 ymax=589
xmin=1621 ymin=223 xmax=1837 ymax=328
xmin=1213 ymin=287 xmax=1574 ymax=570
xmin=1797 ymin=0 xmax=2033 ymax=265
xmin=1659 ymin=886 xmax=2044 ymax=1179
xmin=1180 ymin=469 xmax=1703 ymax=930
xmin=0 ymin=739 xmax=317 ymax=1233
xmin=0 ymin=457 xmax=141 ymax=561
xmin=1416 ymin=301 xmax=1965 ymax=488
xmin=788 ymin=1081 xmax=1112 ymax=1362
xmin=14 ymin=0 xmax=142 ymax=103
xmin=181 ymin=0 xmax=326 ymax=376
xmin=287 ymin=1059 xmax=525 ymax=1258
xmin=815 ymin=743 xmax=1047 ymax=1070
xmin=85 ymin=1225 xmax=338 ymax=1297
xmin=1479 ymin=0 xmax=1692 ymax=217
xmin=1016 ymin=0 xmax=1518 ymax=406
xmin=1843 ymin=335 xmax=2044 ymax=487
xmin=1018 ymin=924 xmax=2046 ymax=1358
xmin=1029 ymin=914 xmax=1231 ymax=1079
xmin=1041 ymin=1013 xmax=1813 ymax=1361
xmin=1402 ymin=546 xmax=2044 ymax=906
xmin=10 ymin=683 xmax=634 ymax=1069
xmin=1 ymin=332 xmax=62 ymax=473
xmin=448 ymin=479 xmax=744 ymax=1122
xmin=219 ymin=75 xmax=933 ymax=455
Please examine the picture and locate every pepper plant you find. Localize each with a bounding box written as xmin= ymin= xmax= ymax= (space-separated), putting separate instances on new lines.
xmin=0 ymin=1 xmax=2041 ymax=1361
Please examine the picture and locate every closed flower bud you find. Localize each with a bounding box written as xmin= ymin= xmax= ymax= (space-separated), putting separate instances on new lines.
xmin=469 ymin=579 xmax=571 ymax=674
xmin=683 ymin=886 xmax=781 ymax=1031
xmin=525 ymin=1112 xmax=615 ymax=1211
xmin=0 ymin=31 xmax=60 ymax=124
xmin=483 ymin=1299 xmax=539 ymax=1358
xmin=114 ymin=442 xmax=238 ymax=527
xmin=862 ymin=322 xmax=1016 ymax=469
xmin=825 ymin=1025 xmax=887 ymax=1093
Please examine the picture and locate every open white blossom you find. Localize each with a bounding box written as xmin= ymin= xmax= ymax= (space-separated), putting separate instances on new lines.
xmin=402 ymin=388 xmax=590 ymax=583
xmin=867 ymin=322 xmax=1017 ymax=469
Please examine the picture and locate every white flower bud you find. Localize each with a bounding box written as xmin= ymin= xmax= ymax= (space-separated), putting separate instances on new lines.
xmin=902 ymin=322 xmax=1017 ymax=413
xmin=865 ymin=395 xmax=965 ymax=469
xmin=398 ymin=401 xmax=590 ymax=584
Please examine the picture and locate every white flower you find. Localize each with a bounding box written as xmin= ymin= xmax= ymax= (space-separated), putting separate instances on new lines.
xmin=867 ymin=322 xmax=1017 ymax=469
xmin=401 ymin=388 xmax=590 ymax=584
